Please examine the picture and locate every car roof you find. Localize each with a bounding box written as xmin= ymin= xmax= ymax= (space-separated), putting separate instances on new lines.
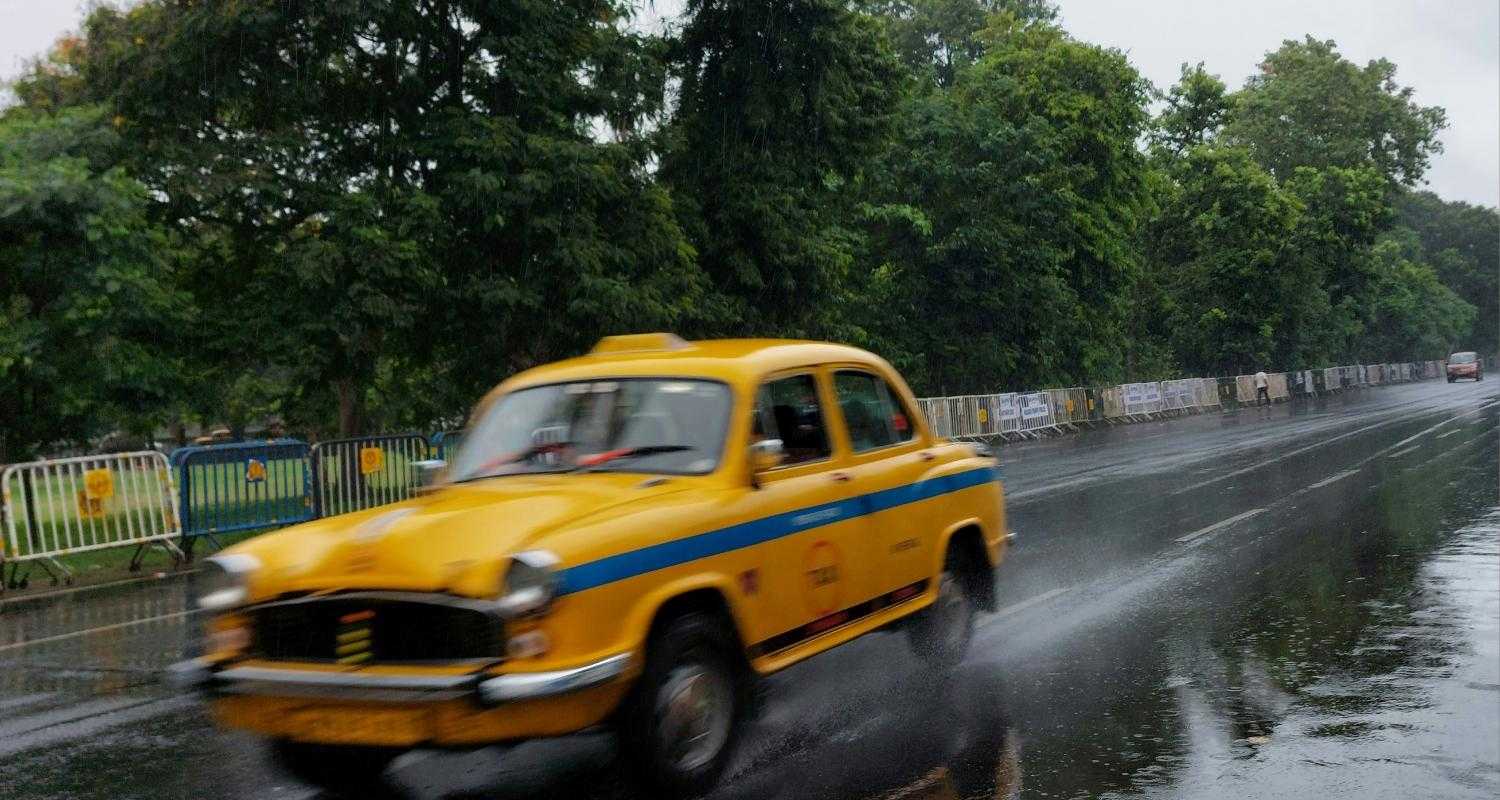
xmin=493 ymin=337 xmax=894 ymax=394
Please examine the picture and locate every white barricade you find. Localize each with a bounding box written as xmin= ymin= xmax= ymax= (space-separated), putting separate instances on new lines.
xmin=1 ymin=451 xmax=182 ymax=579
xmin=1194 ymin=378 xmax=1221 ymax=407
xmin=998 ymin=393 xmax=1020 ymax=435
xmin=1016 ymin=392 xmax=1054 ymax=433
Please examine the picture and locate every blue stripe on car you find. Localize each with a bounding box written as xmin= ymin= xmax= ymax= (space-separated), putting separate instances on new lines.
xmin=556 ymin=465 xmax=1000 ymax=596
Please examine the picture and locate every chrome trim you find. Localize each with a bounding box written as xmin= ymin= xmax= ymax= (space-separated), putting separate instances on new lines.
xmin=252 ymin=591 xmax=505 ymax=617
xmin=212 ymin=665 xmax=479 ymax=703
xmin=478 ymin=653 xmax=631 ymax=704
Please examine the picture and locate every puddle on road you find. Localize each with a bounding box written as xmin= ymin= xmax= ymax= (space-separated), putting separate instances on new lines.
xmin=1010 ymin=426 xmax=1499 ymax=800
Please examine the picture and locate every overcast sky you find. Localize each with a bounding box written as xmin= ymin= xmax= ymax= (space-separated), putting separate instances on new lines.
xmin=3 ymin=0 xmax=1495 ymax=207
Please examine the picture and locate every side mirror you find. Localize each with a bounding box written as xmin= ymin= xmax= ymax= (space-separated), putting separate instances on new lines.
xmin=748 ymin=438 xmax=785 ymax=475
xmin=412 ymin=459 xmax=447 ymax=493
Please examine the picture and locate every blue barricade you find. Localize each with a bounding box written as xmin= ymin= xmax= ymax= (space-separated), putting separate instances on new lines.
xmin=430 ymin=429 xmax=467 ymax=461
xmin=171 ymin=439 xmax=313 ymax=549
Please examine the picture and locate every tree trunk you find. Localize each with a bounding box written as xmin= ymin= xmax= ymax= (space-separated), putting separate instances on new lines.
xmin=337 ymin=377 xmax=365 ymax=437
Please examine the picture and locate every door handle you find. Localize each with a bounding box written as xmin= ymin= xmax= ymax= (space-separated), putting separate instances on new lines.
xmin=919 ymin=451 xmax=936 ymax=462
xmin=829 ymin=472 xmax=852 ymax=483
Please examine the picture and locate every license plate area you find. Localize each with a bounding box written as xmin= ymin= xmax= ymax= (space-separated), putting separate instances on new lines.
xmin=285 ymin=705 xmax=432 ymax=745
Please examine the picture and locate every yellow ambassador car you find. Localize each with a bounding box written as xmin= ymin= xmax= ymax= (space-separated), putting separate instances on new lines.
xmin=171 ymin=334 xmax=1010 ymax=797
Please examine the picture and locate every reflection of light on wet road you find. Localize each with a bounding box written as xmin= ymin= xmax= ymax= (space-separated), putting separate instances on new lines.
xmin=0 ymin=379 xmax=1495 ymax=800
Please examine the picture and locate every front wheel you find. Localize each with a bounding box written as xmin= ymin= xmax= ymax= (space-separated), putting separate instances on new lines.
xmin=907 ymin=549 xmax=978 ymax=671
xmin=268 ymin=740 xmax=402 ymax=798
xmin=618 ymin=611 xmax=743 ymax=797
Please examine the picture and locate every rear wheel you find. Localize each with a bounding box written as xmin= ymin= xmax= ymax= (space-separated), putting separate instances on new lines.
xmin=268 ymin=740 xmax=401 ymax=798
xmin=907 ymin=548 xmax=979 ymax=671
xmin=618 ymin=611 xmax=743 ymax=797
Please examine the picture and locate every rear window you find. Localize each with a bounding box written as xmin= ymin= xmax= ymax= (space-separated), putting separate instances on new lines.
xmin=1450 ymin=353 xmax=1477 ymax=364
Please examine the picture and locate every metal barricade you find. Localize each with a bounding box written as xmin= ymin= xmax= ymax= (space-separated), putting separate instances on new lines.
xmin=917 ymin=398 xmax=949 ymax=438
xmin=1 ymin=451 xmax=182 ymax=586
xmin=1066 ymin=387 xmax=1090 ymax=423
xmin=998 ymin=393 xmax=1021 ymax=435
xmin=310 ymin=434 xmax=429 ymax=518
xmin=1194 ymin=378 xmax=1221 ymax=408
xmin=1097 ymin=385 xmax=1125 ymax=419
xmin=1016 ymin=392 xmax=1054 ymax=434
xmin=1267 ymin=372 xmax=1289 ymax=400
xmin=430 ymin=429 xmax=467 ymax=460
xmin=171 ymin=440 xmax=313 ymax=551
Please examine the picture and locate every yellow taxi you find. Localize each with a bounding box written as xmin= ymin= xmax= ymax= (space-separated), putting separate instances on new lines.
xmin=170 ymin=335 xmax=1009 ymax=796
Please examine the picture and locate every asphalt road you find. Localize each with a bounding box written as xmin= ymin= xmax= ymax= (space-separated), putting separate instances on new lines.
xmin=2 ymin=378 xmax=1497 ymax=799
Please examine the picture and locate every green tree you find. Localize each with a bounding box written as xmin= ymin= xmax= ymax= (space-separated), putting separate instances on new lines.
xmin=1359 ymin=230 xmax=1475 ymax=360
xmin=1394 ymin=191 xmax=1498 ymax=355
xmin=1151 ymin=62 xmax=1234 ymax=157
xmin=861 ymin=17 xmax=1151 ymax=392
xmin=1148 ymin=146 xmax=1305 ymax=375
xmin=1225 ymin=37 xmax=1446 ymax=187
xmin=0 ymin=107 xmax=189 ymax=460
xmin=660 ymin=0 xmax=905 ymax=337
xmin=20 ymin=0 xmax=702 ymax=435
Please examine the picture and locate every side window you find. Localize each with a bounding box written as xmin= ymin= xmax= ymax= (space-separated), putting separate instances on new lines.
xmin=752 ymin=374 xmax=832 ymax=466
xmin=833 ymin=371 xmax=915 ymax=452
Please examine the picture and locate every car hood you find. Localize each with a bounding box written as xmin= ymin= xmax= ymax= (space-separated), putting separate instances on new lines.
xmin=236 ymin=472 xmax=692 ymax=600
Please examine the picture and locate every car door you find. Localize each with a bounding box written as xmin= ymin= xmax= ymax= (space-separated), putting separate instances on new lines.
xmin=738 ymin=369 xmax=876 ymax=658
xmin=826 ymin=367 xmax=935 ymax=601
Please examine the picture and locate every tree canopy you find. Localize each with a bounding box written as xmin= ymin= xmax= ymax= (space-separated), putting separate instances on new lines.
xmin=1 ymin=0 xmax=1492 ymax=456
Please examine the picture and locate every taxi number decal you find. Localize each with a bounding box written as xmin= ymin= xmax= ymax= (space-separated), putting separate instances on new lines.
xmin=802 ymin=540 xmax=844 ymax=617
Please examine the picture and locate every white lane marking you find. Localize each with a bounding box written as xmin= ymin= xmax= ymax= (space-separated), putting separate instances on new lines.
xmin=0 ymin=570 xmax=199 ymax=609
xmin=1387 ymin=445 xmax=1421 ymax=459
xmin=1436 ymin=428 xmax=1463 ymax=439
xmin=982 ymin=586 xmax=1072 ymax=626
xmin=1168 ymin=421 xmax=1391 ymax=496
xmin=1176 ymin=508 xmax=1266 ymax=544
xmin=0 ymin=609 xmax=201 ymax=653
xmin=1306 ymin=469 xmax=1360 ymax=490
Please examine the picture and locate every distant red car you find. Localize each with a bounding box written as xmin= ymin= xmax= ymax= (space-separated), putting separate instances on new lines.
xmin=1446 ymin=352 xmax=1484 ymax=382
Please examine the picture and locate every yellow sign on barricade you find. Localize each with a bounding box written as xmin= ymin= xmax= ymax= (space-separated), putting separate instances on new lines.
xmin=76 ymin=489 xmax=107 ymax=519
xmin=359 ymin=447 xmax=385 ymax=476
xmin=84 ymin=467 xmax=114 ymax=500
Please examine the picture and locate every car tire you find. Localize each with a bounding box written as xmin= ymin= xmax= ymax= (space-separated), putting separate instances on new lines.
xmin=1448 ymin=377 xmax=1455 ymax=383
xmin=907 ymin=547 xmax=978 ymax=672
xmin=618 ymin=610 xmax=743 ymax=798
xmin=268 ymin=740 xmax=402 ymax=798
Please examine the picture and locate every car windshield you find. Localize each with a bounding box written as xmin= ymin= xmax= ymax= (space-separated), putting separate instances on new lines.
xmin=1450 ymin=352 xmax=1477 ymax=364
xmin=447 ymin=379 xmax=732 ymax=481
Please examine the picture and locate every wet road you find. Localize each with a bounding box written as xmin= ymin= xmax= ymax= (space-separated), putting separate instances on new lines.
xmin=3 ymin=379 xmax=1497 ymax=799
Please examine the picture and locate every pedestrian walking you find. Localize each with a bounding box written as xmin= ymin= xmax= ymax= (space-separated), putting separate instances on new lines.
xmin=1255 ymin=370 xmax=1270 ymax=406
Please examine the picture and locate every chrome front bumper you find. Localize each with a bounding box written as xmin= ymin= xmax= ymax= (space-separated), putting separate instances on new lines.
xmin=165 ymin=653 xmax=631 ymax=705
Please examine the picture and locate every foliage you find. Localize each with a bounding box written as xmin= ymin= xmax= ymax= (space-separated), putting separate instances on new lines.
xmin=1 ymin=4 xmax=1494 ymax=448
xmin=1147 ymin=146 xmax=1303 ymax=375
xmin=660 ymin=0 xmax=904 ymax=337
xmin=1358 ymin=231 xmax=1476 ymax=360
xmin=1394 ymin=191 xmax=1499 ymax=355
xmin=1224 ymin=37 xmax=1447 ymax=187
xmin=1151 ymin=62 xmax=1234 ymax=157
xmin=0 ymin=107 xmax=189 ymax=460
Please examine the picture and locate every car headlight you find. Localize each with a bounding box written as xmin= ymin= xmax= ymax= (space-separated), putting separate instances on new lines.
xmin=196 ymin=553 xmax=260 ymax=612
xmin=495 ymin=550 xmax=561 ymax=617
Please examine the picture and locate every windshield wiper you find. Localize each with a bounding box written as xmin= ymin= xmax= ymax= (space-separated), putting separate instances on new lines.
xmin=575 ymin=445 xmax=695 ymax=470
xmin=455 ymin=440 xmax=575 ymax=482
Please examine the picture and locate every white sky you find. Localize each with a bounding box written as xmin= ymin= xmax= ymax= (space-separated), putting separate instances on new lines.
xmin=1057 ymin=0 xmax=1499 ymax=207
xmin=4 ymin=0 xmax=1495 ymax=207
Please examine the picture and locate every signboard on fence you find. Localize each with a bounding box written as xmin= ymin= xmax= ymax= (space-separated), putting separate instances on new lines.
xmin=999 ymin=394 xmax=1019 ymax=423
xmin=1019 ymin=393 xmax=1050 ymax=420
xmin=359 ymin=446 xmax=385 ymax=476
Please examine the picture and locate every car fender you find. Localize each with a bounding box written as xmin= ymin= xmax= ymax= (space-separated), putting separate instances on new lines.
xmin=623 ymin=571 xmax=751 ymax=656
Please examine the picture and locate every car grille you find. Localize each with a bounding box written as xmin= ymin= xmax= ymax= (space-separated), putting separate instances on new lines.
xmin=250 ymin=595 xmax=503 ymax=663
